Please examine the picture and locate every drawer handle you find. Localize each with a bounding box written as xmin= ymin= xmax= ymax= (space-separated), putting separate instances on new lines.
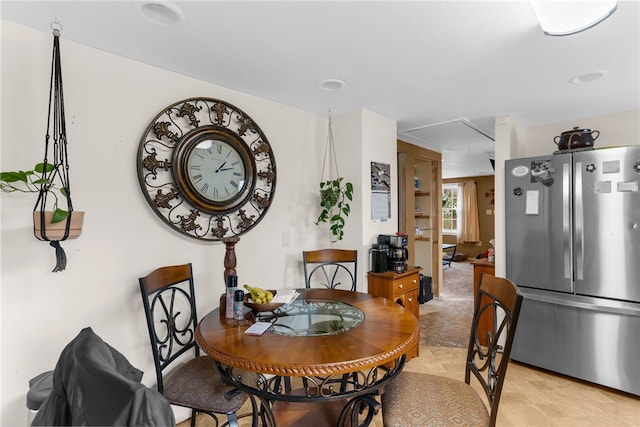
xmin=398 ymin=284 xmax=403 ymax=289
xmin=412 ymin=279 xmax=417 ymax=284
xmin=408 ymin=297 xmax=413 ymax=302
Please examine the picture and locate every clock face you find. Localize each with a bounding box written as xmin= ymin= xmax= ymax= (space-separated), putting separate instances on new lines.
xmin=187 ymin=139 xmax=247 ymax=202
xmin=136 ymin=97 xmax=277 ymax=241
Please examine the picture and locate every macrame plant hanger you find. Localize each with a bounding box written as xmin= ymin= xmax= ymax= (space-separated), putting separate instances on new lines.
xmin=316 ymin=109 xmax=353 ymax=242
xmin=321 ymin=109 xmax=340 ymax=183
xmin=34 ymin=21 xmax=76 ymax=272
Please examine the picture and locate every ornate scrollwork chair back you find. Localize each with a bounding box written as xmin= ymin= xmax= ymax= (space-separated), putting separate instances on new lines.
xmin=303 ymin=249 xmax=358 ymax=291
xmin=139 ymin=263 xmax=257 ymax=427
xmin=301 ymin=249 xmax=359 ymax=393
xmin=381 ymin=273 xmax=523 ymax=427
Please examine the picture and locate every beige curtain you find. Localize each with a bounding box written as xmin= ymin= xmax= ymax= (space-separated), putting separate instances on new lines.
xmin=458 ymin=181 xmax=480 ymax=243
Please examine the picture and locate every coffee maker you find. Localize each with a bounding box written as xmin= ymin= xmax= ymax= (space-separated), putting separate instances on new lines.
xmin=370 ymin=243 xmax=388 ymax=273
xmin=377 ymin=234 xmax=409 ymax=273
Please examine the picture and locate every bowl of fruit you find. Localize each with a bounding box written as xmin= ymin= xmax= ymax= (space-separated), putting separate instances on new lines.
xmin=243 ymin=285 xmax=284 ymax=313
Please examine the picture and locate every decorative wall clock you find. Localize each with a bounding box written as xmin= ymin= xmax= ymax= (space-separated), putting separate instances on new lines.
xmin=137 ymin=97 xmax=276 ymax=240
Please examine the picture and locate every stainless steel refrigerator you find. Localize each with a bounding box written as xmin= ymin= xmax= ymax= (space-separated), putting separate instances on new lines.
xmin=505 ymin=145 xmax=640 ymax=396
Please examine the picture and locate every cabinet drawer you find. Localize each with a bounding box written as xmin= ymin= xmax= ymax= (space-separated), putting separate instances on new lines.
xmin=391 ymin=273 xmax=419 ymax=297
xmin=367 ymin=267 xmax=422 ymax=360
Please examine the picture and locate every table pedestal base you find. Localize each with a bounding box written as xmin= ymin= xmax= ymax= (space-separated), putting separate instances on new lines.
xmin=271 ymin=392 xmax=380 ymax=427
xmin=272 ymin=398 xmax=346 ymax=427
xmin=218 ymin=357 xmax=403 ymax=427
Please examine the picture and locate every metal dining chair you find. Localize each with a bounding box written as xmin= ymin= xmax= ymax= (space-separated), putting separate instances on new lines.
xmin=138 ymin=263 xmax=259 ymax=427
xmin=303 ymin=249 xmax=358 ymax=291
xmin=301 ymin=249 xmax=359 ymax=395
xmin=381 ymin=274 xmax=523 ymax=427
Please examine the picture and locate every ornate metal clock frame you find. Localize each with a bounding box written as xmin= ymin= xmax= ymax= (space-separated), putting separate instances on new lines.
xmin=137 ymin=97 xmax=277 ymax=241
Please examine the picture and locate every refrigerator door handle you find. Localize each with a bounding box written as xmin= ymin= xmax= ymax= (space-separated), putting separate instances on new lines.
xmin=563 ymin=162 xmax=571 ymax=279
xmin=574 ymin=161 xmax=584 ymax=280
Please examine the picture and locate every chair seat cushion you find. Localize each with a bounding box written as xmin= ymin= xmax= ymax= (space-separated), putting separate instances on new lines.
xmin=163 ymin=356 xmax=255 ymax=414
xmin=382 ymin=371 xmax=490 ymax=426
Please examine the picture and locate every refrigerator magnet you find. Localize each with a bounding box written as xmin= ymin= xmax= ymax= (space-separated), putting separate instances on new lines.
xmin=511 ymin=165 xmax=529 ymax=177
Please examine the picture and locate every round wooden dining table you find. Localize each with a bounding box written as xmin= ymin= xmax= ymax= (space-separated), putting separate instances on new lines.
xmin=196 ymin=288 xmax=419 ymax=426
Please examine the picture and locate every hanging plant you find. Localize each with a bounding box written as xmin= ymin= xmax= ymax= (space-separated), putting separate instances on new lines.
xmin=0 ymin=163 xmax=70 ymax=223
xmin=316 ymin=177 xmax=353 ymax=242
xmin=0 ymin=23 xmax=83 ymax=272
xmin=314 ymin=110 xmax=354 ymax=242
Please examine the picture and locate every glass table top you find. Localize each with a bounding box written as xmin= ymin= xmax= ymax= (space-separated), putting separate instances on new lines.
xmin=256 ymin=298 xmax=364 ymax=337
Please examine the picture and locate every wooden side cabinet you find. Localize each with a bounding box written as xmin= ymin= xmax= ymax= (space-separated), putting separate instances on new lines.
xmin=367 ymin=266 xmax=422 ymax=359
xmin=471 ymin=258 xmax=495 ymax=346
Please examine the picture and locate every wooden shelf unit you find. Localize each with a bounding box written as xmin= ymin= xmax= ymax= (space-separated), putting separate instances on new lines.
xmin=397 ymin=140 xmax=443 ymax=296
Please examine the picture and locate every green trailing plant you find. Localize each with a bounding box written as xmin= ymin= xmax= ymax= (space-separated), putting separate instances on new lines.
xmin=315 ymin=177 xmax=353 ymax=242
xmin=0 ymin=163 xmax=70 ymax=223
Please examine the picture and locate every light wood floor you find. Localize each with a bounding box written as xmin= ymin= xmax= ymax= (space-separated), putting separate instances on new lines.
xmin=180 ymin=345 xmax=639 ymax=427
xmin=402 ymin=346 xmax=639 ymax=427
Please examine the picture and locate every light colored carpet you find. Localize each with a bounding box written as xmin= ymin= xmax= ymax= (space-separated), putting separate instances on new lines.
xmin=420 ymin=260 xmax=474 ymax=347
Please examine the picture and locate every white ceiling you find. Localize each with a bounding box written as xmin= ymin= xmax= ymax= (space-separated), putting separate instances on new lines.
xmin=2 ymin=1 xmax=639 ymax=178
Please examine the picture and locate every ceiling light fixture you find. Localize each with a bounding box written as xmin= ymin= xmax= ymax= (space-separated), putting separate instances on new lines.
xmin=569 ymin=70 xmax=608 ymax=84
xmin=530 ymin=0 xmax=617 ymax=36
xmin=320 ymin=79 xmax=347 ymax=91
xmin=137 ymin=0 xmax=185 ymax=25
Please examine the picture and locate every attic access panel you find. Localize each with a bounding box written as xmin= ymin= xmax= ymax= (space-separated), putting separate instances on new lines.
xmin=399 ymin=118 xmax=495 ymax=178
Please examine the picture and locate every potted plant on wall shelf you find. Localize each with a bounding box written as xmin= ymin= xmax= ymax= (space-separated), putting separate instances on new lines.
xmin=314 ymin=110 xmax=354 ymax=242
xmin=0 ymin=163 xmax=84 ymax=241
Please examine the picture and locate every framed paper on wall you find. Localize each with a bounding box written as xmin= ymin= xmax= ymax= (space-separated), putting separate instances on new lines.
xmin=371 ymin=161 xmax=390 ymax=221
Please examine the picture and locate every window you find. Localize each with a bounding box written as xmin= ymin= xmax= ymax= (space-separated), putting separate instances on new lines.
xmin=442 ymin=184 xmax=460 ymax=234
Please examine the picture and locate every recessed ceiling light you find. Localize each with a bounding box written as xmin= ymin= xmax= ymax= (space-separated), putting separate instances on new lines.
xmin=320 ymin=79 xmax=347 ymax=91
xmin=569 ymin=70 xmax=608 ymax=84
xmin=137 ymin=0 xmax=185 ymax=25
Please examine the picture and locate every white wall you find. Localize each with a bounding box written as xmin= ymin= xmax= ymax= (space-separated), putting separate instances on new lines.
xmin=331 ymin=109 xmax=399 ymax=287
xmin=516 ymin=109 xmax=640 ymax=158
xmin=493 ymin=114 xmax=520 ymax=277
xmin=361 ymin=109 xmax=399 ymax=272
xmin=0 ymin=21 xmax=397 ymax=425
